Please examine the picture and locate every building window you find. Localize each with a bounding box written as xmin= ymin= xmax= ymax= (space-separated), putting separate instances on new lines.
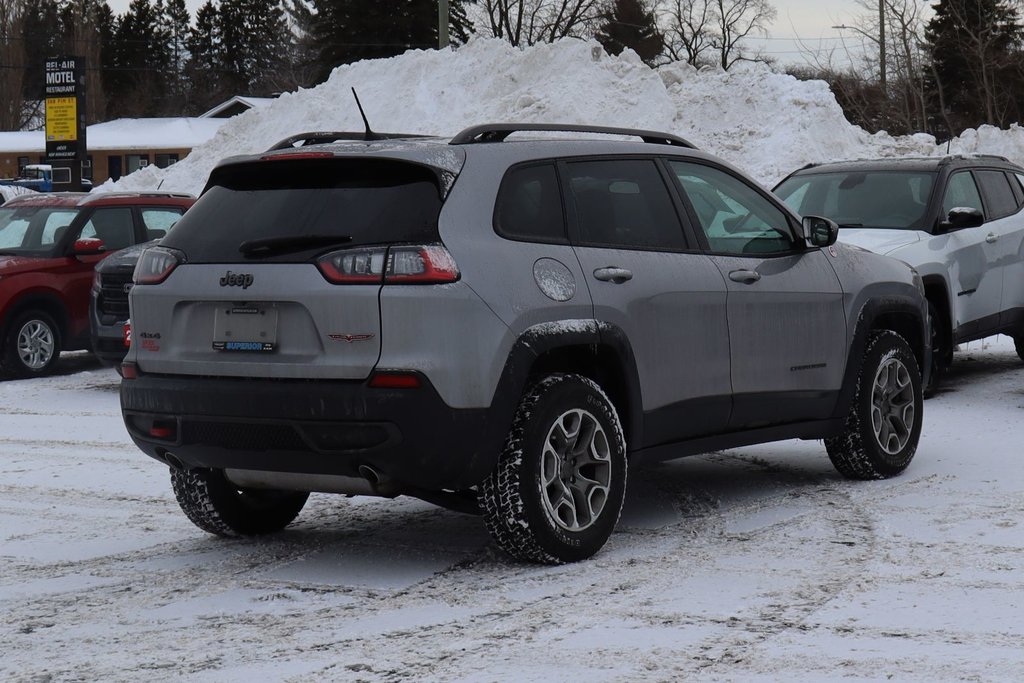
xmin=126 ymin=154 xmax=149 ymax=174
xmin=17 ymin=156 xmax=29 ymax=172
xmin=154 ymin=153 xmax=179 ymax=169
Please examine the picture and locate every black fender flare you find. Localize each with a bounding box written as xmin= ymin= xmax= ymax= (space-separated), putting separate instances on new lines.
xmin=488 ymin=320 xmax=644 ymax=451
xmin=834 ymin=296 xmax=929 ymax=419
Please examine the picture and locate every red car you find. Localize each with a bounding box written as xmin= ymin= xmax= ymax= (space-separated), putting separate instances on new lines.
xmin=0 ymin=191 xmax=195 ymax=378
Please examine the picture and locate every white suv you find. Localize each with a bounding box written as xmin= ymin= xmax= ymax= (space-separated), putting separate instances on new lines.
xmin=775 ymin=155 xmax=1024 ymax=391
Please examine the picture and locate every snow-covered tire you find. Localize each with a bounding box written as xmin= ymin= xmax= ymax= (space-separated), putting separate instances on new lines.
xmin=826 ymin=330 xmax=923 ymax=480
xmin=170 ymin=468 xmax=309 ymax=536
xmin=479 ymin=374 xmax=627 ymax=564
xmin=1 ymin=310 xmax=61 ymax=378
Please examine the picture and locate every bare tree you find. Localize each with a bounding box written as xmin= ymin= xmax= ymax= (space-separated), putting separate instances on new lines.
xmin=0 ymin=0 xmax=27 ymax=131
xmin=661 ymin=0 xmax=715 ymax=66
xmin=711 ymin=0 xmax=776 ymax=69
xmin=659 ymin=0 xmax=775 ymax=69
xmin=846 ymin=0 xmax=930 ymax=132
xmin=477 ymin=0 xmax=603 ymax=46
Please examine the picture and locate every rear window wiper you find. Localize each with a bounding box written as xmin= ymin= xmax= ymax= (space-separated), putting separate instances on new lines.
xmin=239 ymin=234 xmax=353 ymax=257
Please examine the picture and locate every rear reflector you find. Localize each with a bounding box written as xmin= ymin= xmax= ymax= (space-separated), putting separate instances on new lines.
xmin=368 ymin=372 xmax=422 ymax=389
xmin=149 ymin=425 xmax=175 ymax=439
xmin=121 ymin=362 xmax=138 ymax=379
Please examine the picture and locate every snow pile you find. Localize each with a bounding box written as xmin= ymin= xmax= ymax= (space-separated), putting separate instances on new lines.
xmin=104 ymin=38 xmax=1017 ymax=196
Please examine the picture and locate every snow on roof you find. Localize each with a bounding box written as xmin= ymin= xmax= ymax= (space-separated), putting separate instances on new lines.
xmin=200 ymin=96 xmax=277 ymax=118
xmin=0 ymin=131 xmax=45 ymax=154
xmin=0 ymin=117 xmax=228 ymax=154
xmin=89 ymin=118 xmax=227 ymax=150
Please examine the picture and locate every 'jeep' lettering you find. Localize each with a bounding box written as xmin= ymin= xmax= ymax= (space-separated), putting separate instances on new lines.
xmin=219 ymin=271 xmax=254 ymax=289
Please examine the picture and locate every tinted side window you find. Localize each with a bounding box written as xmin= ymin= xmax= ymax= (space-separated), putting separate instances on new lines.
xmin=670 ymin=161 xmax=794 ymax=255
xmin=494 ymin=164 xmax=566 ymax=243
xmin=976 ymin=170 xmax=1018 ymax=219
xmin=140 ymin=208 xmax=185 ymax=240
xmin=943 ymin=172 xmax=984 ymax=217
xmin=79 ymin=208 xmax=135 ymax=250
xmin=565 ymin=159 xmax=685 ymax=250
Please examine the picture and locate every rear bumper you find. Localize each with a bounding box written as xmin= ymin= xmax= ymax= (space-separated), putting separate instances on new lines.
xmin=120 ymin=373 xmax=506 ymax=491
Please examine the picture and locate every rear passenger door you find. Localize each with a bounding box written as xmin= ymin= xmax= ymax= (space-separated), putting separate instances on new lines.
xmin=562 ymin=158 xmax=732 ymax=446
xmin=973 ymin=169 xmax=1024 ymax=334
xmin=667 ymin=160 xmax=847 ymax=429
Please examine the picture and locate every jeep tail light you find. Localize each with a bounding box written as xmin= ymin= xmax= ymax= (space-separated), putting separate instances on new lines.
xmin=317 ymin=245 xmax=459 ymax=285
xmin=134 ymin=246 xmax=185 ymax=285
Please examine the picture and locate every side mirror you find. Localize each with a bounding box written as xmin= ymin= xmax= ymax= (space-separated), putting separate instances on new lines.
xmin=73 ymin=237 xmax=106 ymax=256
xmin=802 ymin=215 xmax=839 ymax=248
xmin=937 ymin=207 xmax=984 ymax=233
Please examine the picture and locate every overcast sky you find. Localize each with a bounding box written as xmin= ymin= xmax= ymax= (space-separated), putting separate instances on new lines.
xmin=103 ymin=0 xmax=874 ymax=68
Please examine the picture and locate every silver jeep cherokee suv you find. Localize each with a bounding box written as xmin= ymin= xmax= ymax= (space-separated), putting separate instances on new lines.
xmin=120 ymin=124 xmax=930 ymax=563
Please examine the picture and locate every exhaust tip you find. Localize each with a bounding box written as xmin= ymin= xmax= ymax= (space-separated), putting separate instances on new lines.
xmin=358 ymin=465 xmax=382 ymax=485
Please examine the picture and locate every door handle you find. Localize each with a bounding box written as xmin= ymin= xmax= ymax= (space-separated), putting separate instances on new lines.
xmin=593 ymin=267 xmax=633 ymax=284
xmin=728 ymin=269 xmax=762 ymax=284
xmin=986 ymin=233 xmax=999 ymax=243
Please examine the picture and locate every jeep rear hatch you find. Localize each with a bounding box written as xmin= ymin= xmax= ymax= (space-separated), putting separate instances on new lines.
xmin=131 ymin=157 xmax=452 ymax=380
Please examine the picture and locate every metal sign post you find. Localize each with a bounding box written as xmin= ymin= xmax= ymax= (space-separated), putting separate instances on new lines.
xmin=44 ymin=56 xmax=87 ymax=192
xmin=439 ymin=0 xmax=450 ymax=49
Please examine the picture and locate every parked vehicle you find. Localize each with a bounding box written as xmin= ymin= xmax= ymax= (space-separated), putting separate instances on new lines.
xmin=0 ymin=164 xmax=92 ymax=192
xmin=90 ymin=208 xmax=191 ymax=366
xmin=0 ymin=191 xmax=195 ymax=377
xmin=775 ymin=155 xmax=1024 ymax=391
xmin=120 ymin=124 xmax=929 ymax=564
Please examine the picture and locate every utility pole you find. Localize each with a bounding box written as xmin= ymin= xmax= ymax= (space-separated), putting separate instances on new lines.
xmin=833 ymin=10 xmax=886 ymax=90
xmin=878 ymin=0 xmax=886 ymax=91
xmin=439 ymin=0 xmax=450 ymax=49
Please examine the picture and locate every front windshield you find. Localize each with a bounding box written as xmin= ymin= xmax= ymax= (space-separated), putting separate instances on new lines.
xmin=0 ymin=206 xmax=80 ymax=255
xmin=775 ymin=170 xmax=936 ymax=230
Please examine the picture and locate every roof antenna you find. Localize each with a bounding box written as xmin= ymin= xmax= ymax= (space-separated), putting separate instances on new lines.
xmin=351 ymin=88 xmax=379 ymax=141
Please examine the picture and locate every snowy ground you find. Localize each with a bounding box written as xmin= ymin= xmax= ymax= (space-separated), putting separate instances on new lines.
xmin=2 ymin=338 xmax=1022 ymax=681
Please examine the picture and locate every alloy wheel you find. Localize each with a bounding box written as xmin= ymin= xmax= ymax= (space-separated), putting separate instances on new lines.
xmin=539 ymin=408 xmax=612 ymax=532
xmin=871 ymin=356 xmax=915 ymax=454
xmin=16 ymin=320 xmax=55 ymax=370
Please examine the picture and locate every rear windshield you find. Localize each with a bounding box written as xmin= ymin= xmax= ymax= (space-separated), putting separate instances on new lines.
xmin=775 ymin=170 xmax=935 ymax=230
xmin=162 ymin=158 xmax=444 ymax=262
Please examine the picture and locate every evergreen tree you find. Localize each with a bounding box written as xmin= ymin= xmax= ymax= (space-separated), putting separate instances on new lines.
xmin=595 ymin=0 xmax=663 ymax=65
xmin=218 ymin=0 xmax=291 ymax=95
xmin=186 ymin=0 xmax=224 ymax=110
xmin=924 ymin=0 xmax=1024 ymax=137
xmin=309 ymin=0 xmax=473 ymax=83
xmin=109 ymin=0 xmax=170 ymax=116
xmin=20 ymin=0 xmax=62 ymax=100
xmin=162 ymin=0 xmax=191 ymax=112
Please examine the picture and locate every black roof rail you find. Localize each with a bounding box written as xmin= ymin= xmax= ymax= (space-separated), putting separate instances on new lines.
xmin=266 ymin=130 xmax=432 ymax=151
xmin=449 ymin=123 xmax=697 ymax=149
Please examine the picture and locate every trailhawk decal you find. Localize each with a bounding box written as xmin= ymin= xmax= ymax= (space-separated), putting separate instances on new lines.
xmin=328 ymin=334 xmax=375 ymax=343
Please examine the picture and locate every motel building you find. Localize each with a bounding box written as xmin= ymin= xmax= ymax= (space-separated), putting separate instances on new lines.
xmin=0 ymin=97 xmax=273 ymax=186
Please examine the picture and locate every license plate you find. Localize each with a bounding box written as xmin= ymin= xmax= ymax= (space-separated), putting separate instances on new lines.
xmin=212 ymin=306 xmax=277 ymax=352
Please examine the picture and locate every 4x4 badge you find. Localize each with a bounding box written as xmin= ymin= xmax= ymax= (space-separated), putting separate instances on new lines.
xmin=329 ymin=334 xmax=374 ymax=343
